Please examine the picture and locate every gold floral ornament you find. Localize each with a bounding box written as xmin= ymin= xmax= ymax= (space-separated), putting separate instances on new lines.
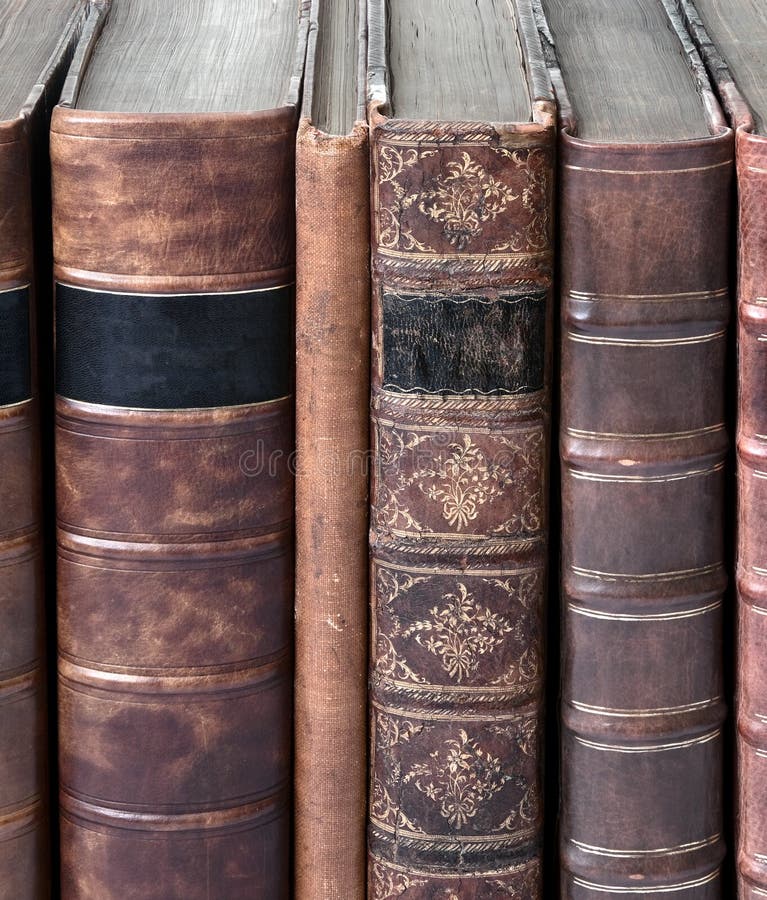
xmin=375 ymin=427 xmax=544 ymax=537
xmin=401 ymin=582 xmax=513 ymax=682
xmin=417 ymin=152 xmax=520 ymax=250
xmin=370 ymin=861 xmax=427 ymax=899
xmin=403 ymin=730 xmax=507 ymax=829
xmin=420 ymin=434 xmax=510 ymax=531
xmin=371 ymin=780 xmax=426 ymax=835
xmin=376 ymin=142 xmax=551 ymax=255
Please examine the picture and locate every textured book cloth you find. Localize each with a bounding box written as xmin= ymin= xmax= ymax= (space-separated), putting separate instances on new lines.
xmin=0 ymin=2 xmax=89 ymax=896
xmin=366 ymin=0 xmax=555 ymax=895
xmin=294 ymin=0 xmax=370 ymax=897
xmin=679 ymin=1 xmax=767 ymax=896
xmin=51 ymin=2 xmax=308 ymax=896
xmin=538 ymin=0 xmax=732 ymax=894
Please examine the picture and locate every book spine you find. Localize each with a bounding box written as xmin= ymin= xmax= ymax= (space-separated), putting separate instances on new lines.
xmin=52 ymin=110 xmax=296 ymax=899
xmin=735 ymin=128 xmax=767 ymax=899
xmin=367 ymin=116 xmax=554 ymax=897
xmin=559 ymin=134 xmax=732 ymax=897
xmin=0 ymin=119 xmax=47 ymax=900
xmin=294 ymin=118 xmax=370 ymax=900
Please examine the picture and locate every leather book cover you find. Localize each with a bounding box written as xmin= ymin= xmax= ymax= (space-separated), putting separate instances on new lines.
xmin=366 ymin=1 xmax=555 ymax=895
xmin=294 ymin=1 xmax=370 ymax=898
xmin=51 ymin=4 xmax=308 ymax=897
xmin=0 ymin=3 xmax=89 ymax=897
xmin=677 ymin=2 xmax=767 ymax=896
xmin=541 ymin=1 xmax=733 ymax=895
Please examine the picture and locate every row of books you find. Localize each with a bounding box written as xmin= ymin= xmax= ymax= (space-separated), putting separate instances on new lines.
xmin=1 ymin=0 xmax=766 ymax=897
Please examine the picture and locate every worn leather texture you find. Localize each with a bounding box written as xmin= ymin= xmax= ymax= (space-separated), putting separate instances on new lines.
xmin=0 ymin=121 xmax=46 ymax=896
xmin=733 ymin=126 xmax=767 ymax=900
xmin=294 ymin=115 xmax=370 ymax=900
xmin=558 ymin=123 xmax=733 ymax=895
xmin=52 ymin=6 xmax=306 ymax=896
xmin=673 ymin=5 xmax=767 ymax=894
xmin=366 ymin=2 xmax=555 ymax=895
xmin=0 ymin=5 xmax=88 ymax=894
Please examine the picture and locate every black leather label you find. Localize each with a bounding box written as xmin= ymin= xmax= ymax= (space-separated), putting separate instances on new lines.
xmin=381 ymin=289 xmax=546 ymax=395
xmin=56 ymin=283 xmax=293 ymax=408
xmin=0 ymin=286 xmax=31 ymax=406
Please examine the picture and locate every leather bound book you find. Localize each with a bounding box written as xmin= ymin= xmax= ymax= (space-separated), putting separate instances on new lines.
xmin=294 ymin=1 xmax=370 ymax=898
xmin=51 ymin=2 xmax=307 ymax=897
xmin=675 ymin=2 xmax=767 ymax=896
xmin=0 ymin=3 xmax=89 ymax=897
xmin=367 ymin=1 xmax=555 ymax=895
xmin=537 ymin=0 xmax=733 ymax=895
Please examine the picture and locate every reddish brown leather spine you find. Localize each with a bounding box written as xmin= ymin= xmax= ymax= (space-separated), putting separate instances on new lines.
xmin=558 ymin=100 xmax=733 ymax=900
xmin=52 ymin=9 xmax=307 ymax=898
xmin=0 ymin=7 xmax=88 ymax=896
xmin=293 ymin=5 xmax=370 ymax=896
xmin=733 ymin=126 xmax=767 ymax=900
xmin=673 ymin=4 xmax=767 ymax=892
xmin=366 ymin=2 xmax=555 ymax=894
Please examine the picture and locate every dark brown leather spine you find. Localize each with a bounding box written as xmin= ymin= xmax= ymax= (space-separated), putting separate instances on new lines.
xmin=559 ymin=127 xmax=733 ymax=895
xmin=294 ymin=8 xmax=370 ymax=894
xmin=367 ymin=4 xmax=555 ymax=894
xmin=52 ymin=10 xmax=307 ymax=896
xmin=0 ymin=7 xmax=88 ymax=895
xmin=0 ymin=113 xmax=48 ymax=900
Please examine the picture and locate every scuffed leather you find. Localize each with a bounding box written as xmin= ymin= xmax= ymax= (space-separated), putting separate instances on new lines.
xmin=52 ymin=8 xmax=307 ymax=898
xmin=294 ymin=116 xmax=371 ymax=900
xmin=559 ymin=128 xmax=733 ymax=897
xmin=0 ymin=2 xmax=90 ymax=889
xmin=366 ymin=1 xmax=556 ymax=894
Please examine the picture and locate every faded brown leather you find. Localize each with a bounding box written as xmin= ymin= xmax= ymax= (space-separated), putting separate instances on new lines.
xmin=294 ymin=120 xmax=370 ymax=900
xmin=677 ymin=3 xmax=767 ymax=894
xmin=50 ymin=106 xmax=296 ymax=293
xmin=557 ymin=50 xmax=733 ymax=900
xmin=52 ymin=6 xmax=306 ymax=898
xmin=0 ymin=122 xmax=46 ymax=898
xmin=366 ymin=1 xmax=555 ymax=896
xmin=734 ymin=129 xmax=767 ymax=900
xmin=0 ymin=5 xmax=89 ymax=895
xmin=293 ymin=9 xmax=371 ymax=895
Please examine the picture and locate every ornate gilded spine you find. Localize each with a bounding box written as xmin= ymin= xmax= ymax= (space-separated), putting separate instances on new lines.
xmin=367 ymin=115 xmax=555 ymax=897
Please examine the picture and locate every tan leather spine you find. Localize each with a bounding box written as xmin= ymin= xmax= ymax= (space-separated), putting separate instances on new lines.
xmin=294 ymin=115 xmax=370 ymax=900
xmin=294 ymin=5 xmax=370 ymax=894
xmin=52 ymin=5 xmax=308 ymax=897
xmin=555 ymin=8 xmax=734 ymax=892
xmin=51 ymin=108 xmax=296 ymax=293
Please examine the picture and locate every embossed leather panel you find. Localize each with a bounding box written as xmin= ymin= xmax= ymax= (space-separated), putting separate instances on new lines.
xmin=367 ymin=3 xmax=556 ymax=893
